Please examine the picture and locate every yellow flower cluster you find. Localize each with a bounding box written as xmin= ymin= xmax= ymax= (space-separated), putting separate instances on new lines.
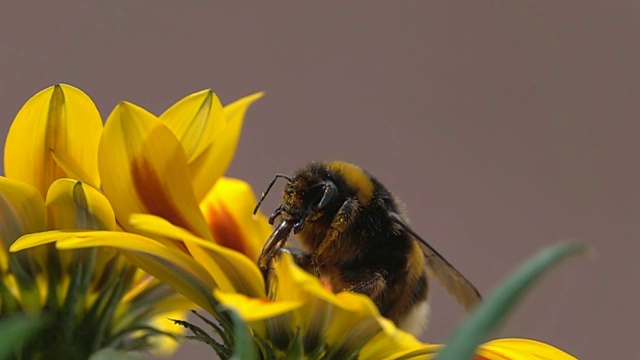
xmin=1 ymin=84 xmax=263 ymax=356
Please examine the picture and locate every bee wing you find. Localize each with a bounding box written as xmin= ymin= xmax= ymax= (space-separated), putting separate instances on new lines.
xmin=389 ymin=212 xmax=482 ymax=311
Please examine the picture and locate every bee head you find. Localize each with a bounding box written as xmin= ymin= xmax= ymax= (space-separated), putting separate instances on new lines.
xmin=283 ymin=177 xmax=337 ymax=214
xmin=254 ymin=164 xmax=339 ymax=235
xmin=280 ymin=173 xmax=337 ymax=233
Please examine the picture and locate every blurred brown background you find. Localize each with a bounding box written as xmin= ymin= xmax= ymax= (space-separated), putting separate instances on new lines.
xmin=1 ymin=1 xmax=637 ymax=358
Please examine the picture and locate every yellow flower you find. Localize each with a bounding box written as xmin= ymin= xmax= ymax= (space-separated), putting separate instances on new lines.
xmin=0 ymin=85 xmax=185 ymax=357
xmin=2 ymin=84 xmax=262 ymax=357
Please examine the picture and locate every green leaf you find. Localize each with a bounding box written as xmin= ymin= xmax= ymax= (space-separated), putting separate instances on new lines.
xmin=0 ymin=315 xmax=44 ymax=360
xmin=192 ymin=309 xmax=233 ymax=348
xmin=90 ymin=268 xmax=133 ymax=352
xmin=229 ymin=309 xmax=259 ymax=360
xmin=61 ymin=261 xmax=84 ymax=343
xmin=283 ymin=327 xmax=303 ymax=360
xmin=435 ymin=242 xmax=587 ymax=360
xmin=8 ymin=255 xmax=40 ymax=311
xmin=0 ymin=279 xmax=19 ymax=313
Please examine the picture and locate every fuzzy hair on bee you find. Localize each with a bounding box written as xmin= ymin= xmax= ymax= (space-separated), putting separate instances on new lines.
xmin=253 ymin=161 xmax=481 ymax=335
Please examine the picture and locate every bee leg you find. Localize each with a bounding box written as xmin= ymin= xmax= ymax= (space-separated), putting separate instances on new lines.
xmin=340 ymin=269 xmax=387 ymax=300
xmin=313 ymin=197 xmax=360 ymax=273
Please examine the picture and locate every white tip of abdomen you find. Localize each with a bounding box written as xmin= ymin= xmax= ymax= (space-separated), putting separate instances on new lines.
xmin=397 ymin=300 xmax=430 ymax=336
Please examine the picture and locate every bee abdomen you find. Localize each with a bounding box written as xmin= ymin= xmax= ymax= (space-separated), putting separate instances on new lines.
xmin=389 ymin=269 xmax=430 ymax=335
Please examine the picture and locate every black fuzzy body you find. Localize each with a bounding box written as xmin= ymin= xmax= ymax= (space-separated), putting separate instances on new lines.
xmin=278 ymin=162 xmax=429 ymax=326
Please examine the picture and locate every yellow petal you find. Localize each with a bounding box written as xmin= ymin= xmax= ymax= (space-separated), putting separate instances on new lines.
xmin=122 ymin=251 xmax=216 ymax=314
xmin=160 ymin=90 xmax=225 ymax=163
xmin=271 ymin=253 xmax=395 ymax=351
xmin=200 ymin=177 xmax=272 ymax=261
xmin=5 ymin=84 xmax=102 ymax=196
xmin=214 ymin=289 xmax=302 ymax=322
xmin=43 ymin=179 xmax=117 ymax=279
xmin=274 ymin=253 xmax=377 ymax=309
xmin=360 ymin=329 xmax=438 ymax=360
xmin=0 ymin=177 xmax=47 ymax=272
xmin=160 ymin=90 xmax=226 ymax=201
xmin=272 ymin=252 xmax=322 ymax=302
xmin=199 ymin=92 xmax=264 ymax=193
xmin=215 ymin=289 xmax=301 ymax=341
xmin=10 ymin=232 xmax=65 ymax=253
xmin=128 ymin=213 xmax=265 ymax=297
xmin=0 ymin=177 xmax=47 ymax=244
xmin=270 ymin=253 xmax=340 ymax=340
xmin=99 ymin=102 xmax=211 ymax=240
xmin=324 ymin=292 xmax=393 ymax=345
xmin=476 ymin=346 xmax=536 ymax=360
xmin=477 ymin=338 xmax=577 ymax=360
xmin=46 ymin=178 xmax=116 ymax=230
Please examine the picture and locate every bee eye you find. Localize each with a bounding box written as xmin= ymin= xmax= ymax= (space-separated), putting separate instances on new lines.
xmin=309 ymin=180 xmax=336 ymax=210
xmin=304 ymin=188 xmax=323 ymax=208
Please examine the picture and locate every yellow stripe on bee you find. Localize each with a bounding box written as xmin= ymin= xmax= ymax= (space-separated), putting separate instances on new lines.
xmin=327 ymin=161 xmax=375 ymax=204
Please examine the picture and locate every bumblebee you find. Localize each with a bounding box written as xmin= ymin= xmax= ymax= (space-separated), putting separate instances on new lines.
xmin=254 ymin=161 xmax=481 ymax=334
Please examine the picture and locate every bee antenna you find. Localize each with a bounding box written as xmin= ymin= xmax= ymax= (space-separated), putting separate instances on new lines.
xmin=253 ymin=174 xmax=292 ymax=215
